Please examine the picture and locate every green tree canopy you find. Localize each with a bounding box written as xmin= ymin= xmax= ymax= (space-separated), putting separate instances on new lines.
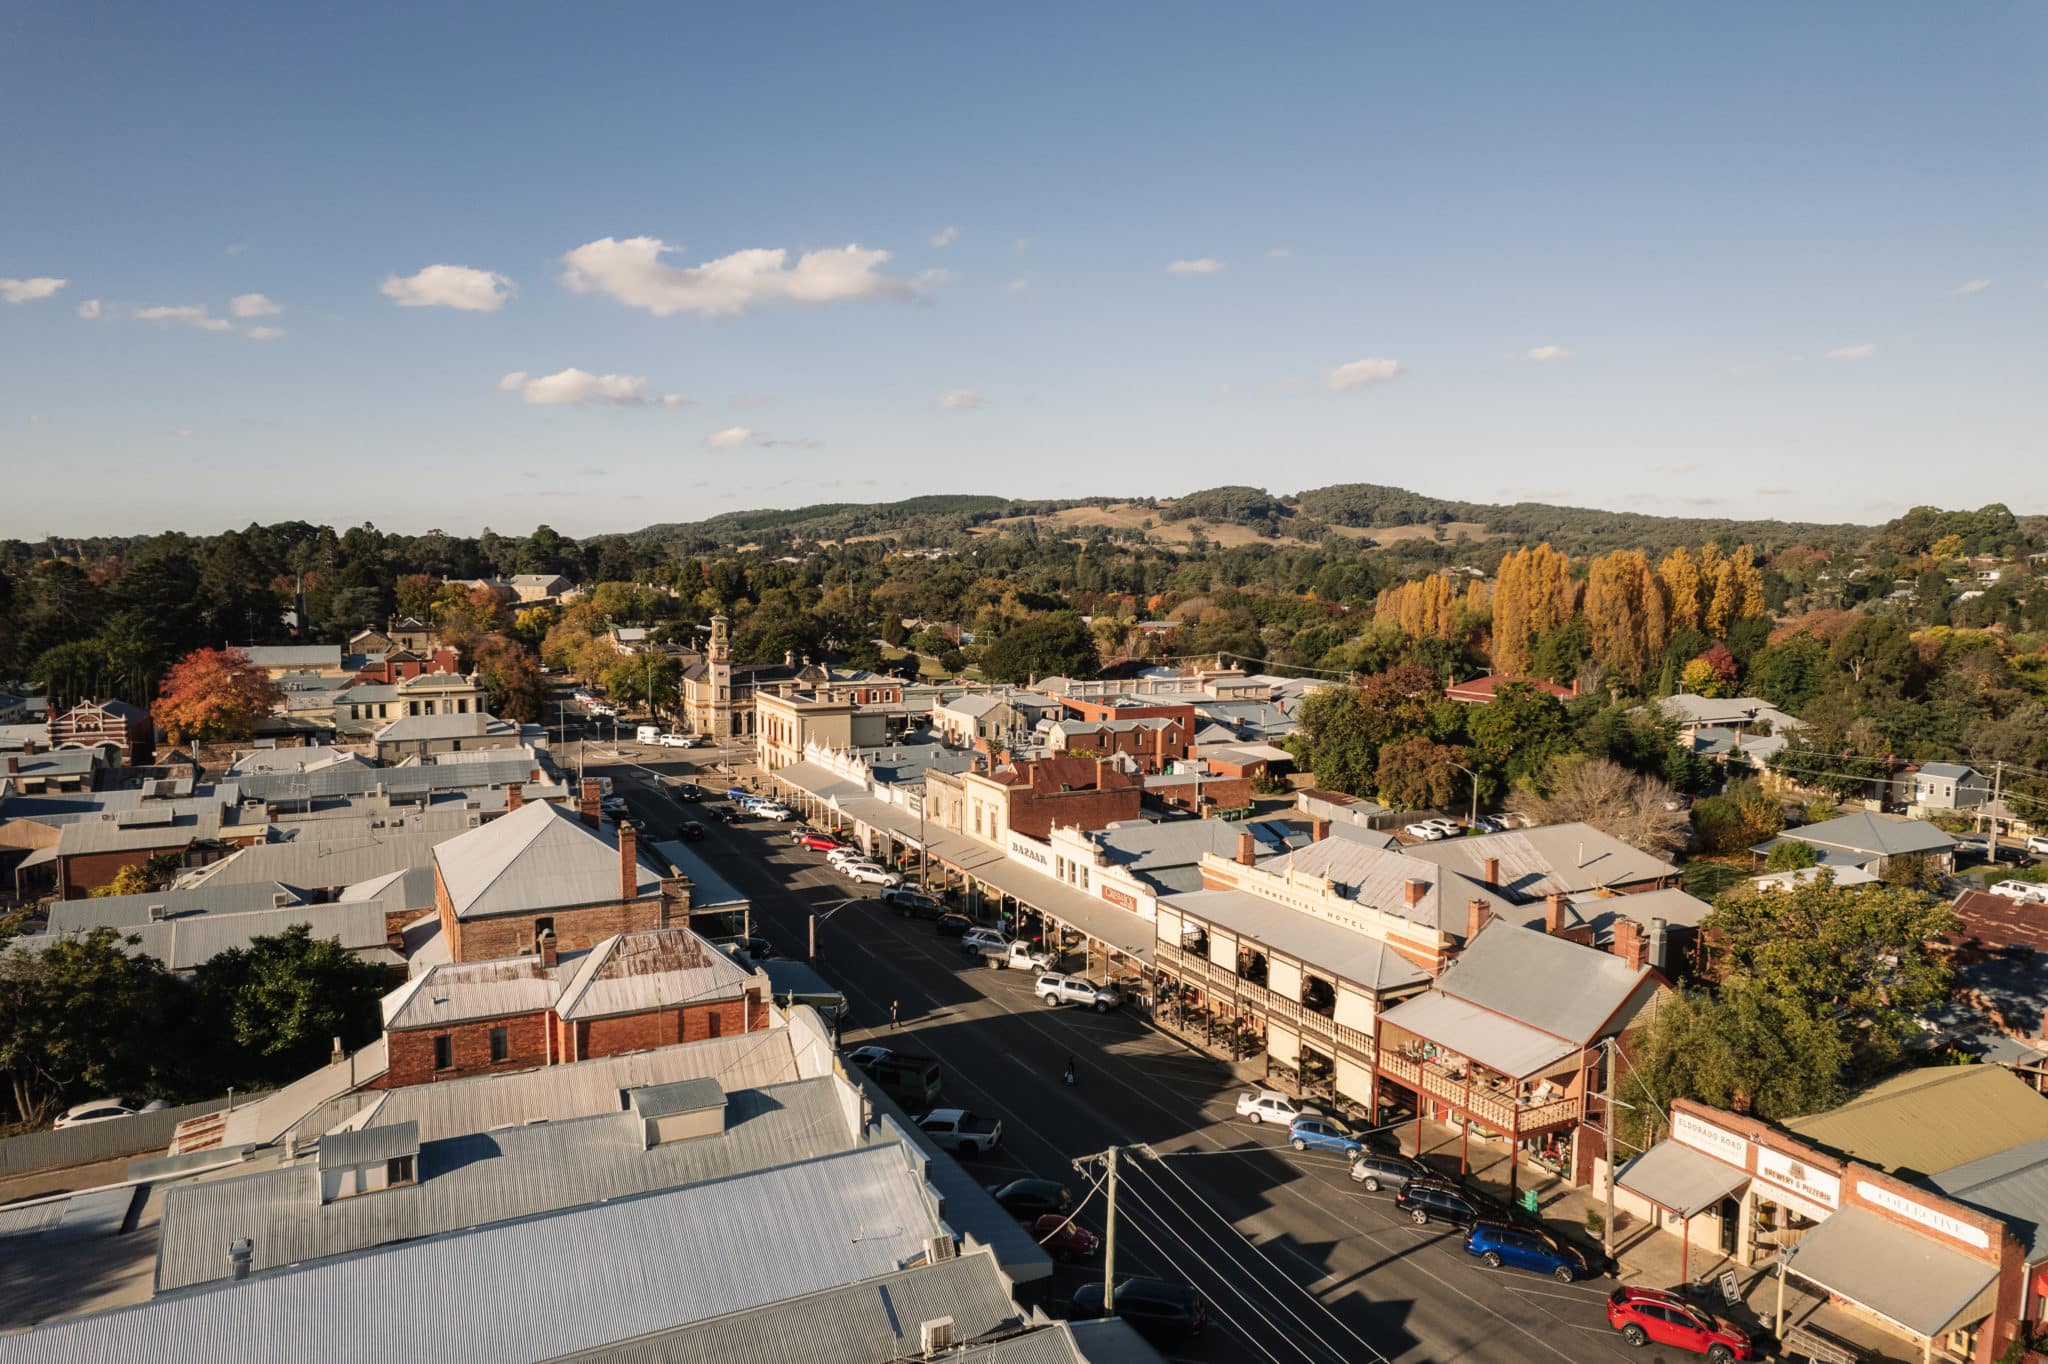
xmin=191 ymin=925 xmax=393 ymax=1086
xmin=979 ymin=614 xmax=1100 ymax=683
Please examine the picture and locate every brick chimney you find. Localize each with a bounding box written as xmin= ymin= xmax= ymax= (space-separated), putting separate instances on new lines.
xmin=1544 ymin=892 xmax=1567 ymax=935
xmin=578 ymin=778 xmax=601 ymax=828
xmin=20 ymin=739 xmax=36 ymax=756
xmin=1310 ymin=817 xmax=1330 ymax=843
xmin=4 ymin=756 xmax=16 ymax=775
xmin=1235 ymin=830 xmax=1257 ymax=867
xmin=1467 ymin=898 xmax=1490 ymax=942
xmin=618 ymin=823 xmax=639 ymax=903
xmin=1612 ymin=919 xmax=1647 ymax=970
xmin=1095 ymin=756 xmax=1109 ymax=790
xmin=538 ymin=930 xmax=558 ymax=968
xmin=1403 ymin=878 xmax=1427 ymax=908
xmin=1482 ymin=856 xmax=1500 ymax=887
xmin=506 ymin=782 xmax=523 ymax=812
xmin=660 ymin=874 xmax=694 ymax=925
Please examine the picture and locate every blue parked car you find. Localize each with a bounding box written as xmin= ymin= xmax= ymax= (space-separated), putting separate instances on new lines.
xmin=1287 ymin=1115 xmax=1364 ymax=1158
xmin=1464 ymin=1220 xmax=1589 ymax=1283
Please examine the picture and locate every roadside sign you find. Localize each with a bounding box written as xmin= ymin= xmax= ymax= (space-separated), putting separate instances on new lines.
xmin=1717 ymin=1269 xmax=1741 ymax=1305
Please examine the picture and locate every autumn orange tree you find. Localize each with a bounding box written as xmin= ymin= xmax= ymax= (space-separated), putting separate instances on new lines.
xmin=151 ymin=647 xmax=283 ymax=744
xmin=1489 ymin=543 xmax=1575 ymax=676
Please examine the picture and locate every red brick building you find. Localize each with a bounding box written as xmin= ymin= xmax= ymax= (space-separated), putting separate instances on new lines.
xmin=1047 ymin=716 xmax=1190 ymax=773
xmin=432 ymin=798 xmax=686 ymax=962
xmin=959 ymin=755 xmax=1144 ymax=842
xmin=47 ymin=698 xmax=155 ymax=766
xmin=374 ymin=927 xmax=766 ymax=1086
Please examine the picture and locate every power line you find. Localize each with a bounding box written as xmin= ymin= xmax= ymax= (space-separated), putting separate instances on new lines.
xmin=1110 ymin=1214 xmax=1294 ymax=1364
xmin=1130 ymin=1151 xmax=1396 ymax=1364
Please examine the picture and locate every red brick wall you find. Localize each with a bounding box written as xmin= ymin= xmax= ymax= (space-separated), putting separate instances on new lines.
xmin=454 ymin=897 xmax=667 ymax=962
xmin=1006 ymin=786 xmax=1144 ymax=839
xmin=564 ymin=998 xmax=751 ymax=1062
xmin=375 ymin=1011 xmax=550 ymax=1088
xmin=58 ymin=845 xmax=183 ymax=899
xmin=1149 ymin=776 xmax=1252 ymax=813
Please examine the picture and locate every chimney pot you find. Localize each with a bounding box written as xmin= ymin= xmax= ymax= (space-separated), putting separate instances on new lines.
xmin=1482 ymin=855 xmax=1500 ymax=886
xmin=1235 ymin=830 xmax=1257 ymax=867
xmin=1403 ymin=877 xmax=1427 ymax=908
xmin=618 ymin=823 xmax=639 ymax=904
xmin=1545 ymin=892 xmax=1567 ymax=935
xmin=1467 ymin=897 xmax=1489 ymax=943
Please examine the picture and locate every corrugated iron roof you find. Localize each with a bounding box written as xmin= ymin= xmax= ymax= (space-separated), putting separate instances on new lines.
xmin=156 ymin=1077 xmax=861 ymax=1293
xmin=1399 ymin=822 xmax=1680 ymax=899
xmin=1167 ymin=888 xmax=1431 ymax=994
xmin=1785 ymin=1066 xmax=2048 ymax=1177
xmin=21 ymin=1142 xmax=946 ymax=1364
xmin=1433 ymin=920 xmax=1651 ymax=1043
xmin=435 ymin=801 xmax=658 ymax=921
xmin=552 ymin=929 xmax=756 ymax=1022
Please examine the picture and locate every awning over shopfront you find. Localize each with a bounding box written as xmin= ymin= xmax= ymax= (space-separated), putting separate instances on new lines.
xmin=770 ymin=761 xmax=868 ymax=804
xmin=1618 ymin=1140 xmax=1749 ymax=1218
xmin=1786 ymin=1205 xmax=1999 ymax=1341
xmin=1377 ymin=990 xmax=1577 ymax=1080
xmin=967 ymin=854 xmax=1155 ymax=967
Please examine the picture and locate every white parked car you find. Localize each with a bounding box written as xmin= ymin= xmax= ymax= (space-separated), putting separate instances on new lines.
xmin=751 ymin=802 xmax=795 ymax=822
xmin=2029 ymin=836 xmax=2048 ymax=857
xmin=916 ymin=1108 xmax=1004 ymax=1155
xmin=1403 ymin=822 xmax=1447 ymax=841
xmin=655 ymin=732 xmax=698 ymax=748
xmin=53 ymin=1097 xmax=168 ymax=1129
xmin=1034 ymin=972 xmax=1119 ymax=1011
xmin=1423 ymin=818 xmax=1462 ymax=837
xmin=1235 ymin=1088 xmax=1306 ymax=1126
xmin=842 ymin=861 xmax=902 ymax=887
xmin=960 ymin=927 xmax=1009 ymax=954
xmin=1990 ymin=880 xmax=2048 ymax=905
xmin=826 ymin=846 xmax=869 ymax=869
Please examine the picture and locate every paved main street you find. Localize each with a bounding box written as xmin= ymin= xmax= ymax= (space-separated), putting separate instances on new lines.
xmin=594 ymin=742 xmax=1650 ymax=1364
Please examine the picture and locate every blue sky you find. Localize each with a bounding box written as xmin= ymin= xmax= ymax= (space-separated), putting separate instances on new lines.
xmin=3 ymin=3 xmax=2042 ymax=539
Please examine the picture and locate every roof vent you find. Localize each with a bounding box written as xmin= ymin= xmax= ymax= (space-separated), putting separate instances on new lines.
xmin=925 ymin=1235 xmax=957 ymax=1263
xmin=919 ymin=1317 xmax=957 ymax=1352
xmin=148 ymin=904 xmax=168 ymax=922
xmin=227 ymin=1237 xmax=253 ymax=1281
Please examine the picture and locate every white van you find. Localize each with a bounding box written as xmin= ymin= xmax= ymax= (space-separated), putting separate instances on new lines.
xmin=636 ymin=724 xmax=661 ymax=743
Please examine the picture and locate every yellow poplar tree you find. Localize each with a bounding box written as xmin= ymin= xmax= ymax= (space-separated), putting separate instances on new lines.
xmin=1659 ymin=546 xmax=1703 ymax=632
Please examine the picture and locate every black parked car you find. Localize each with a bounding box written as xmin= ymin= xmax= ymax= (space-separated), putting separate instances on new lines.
xmin=935 ymin=912 xmax=973 ymax=938
xmin=1394 ymin=1178 xmax=1505 ymax=1229
xmin=884 ymin=887 xmax=945 ymax=919
xmin=710 ymin=804 xmax=745 ymax=824
xmin=671 ymin=782 xmax=704 ymax=802
xmin=987 ymin=1178 xmax=1071 ymax=1219
xmin=676 ymin=820 xmax=707 ymax=842
xmin=1069 ymin=1278 xmax=1205 ymax=1343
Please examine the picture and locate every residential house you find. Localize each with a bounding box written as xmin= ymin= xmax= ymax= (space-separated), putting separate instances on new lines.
xmin=1399 ymin=822 xmax=1683 ymax=901
xmin=1911 ymin=762 xmax=1995 ymax=813
xmin=371 ymin=710 xmax=531 ymax=764
xmin=0 ymin=745 xmax=104 ymax=796
xmin=1757 ymin=811 xmax=1956 ymax=876
xmin=1045 ymin=715 xmax=1191 ymax=773
xmin=1444 ymin=674 xmax=1575 ymax=705
xmin=349 ymin=615 xmax=440 ymax=656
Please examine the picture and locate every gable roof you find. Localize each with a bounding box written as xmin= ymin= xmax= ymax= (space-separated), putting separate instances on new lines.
xmin=1433 ymin=919 xmax=1653 ymax=1042
xmin=552 ymin=929 xmax=756 ymax=1021
xmin=1257 ymin=838 xmax=1518 ymax=936
xmin=1782 ymin=811 xmax=1955 ymax=858
xmin=381 ymin=957 xmax=560 ymax=1029
xmin=1167 ymin=888 xmax=1430 ymax=993
xmin=1399 ymin=823 xmax=1680 ymax=899
xmin=1785 ymin=1066 xmax=2048 ymax=1178
xmin=434 ymin=801 xmax=659 ymax=920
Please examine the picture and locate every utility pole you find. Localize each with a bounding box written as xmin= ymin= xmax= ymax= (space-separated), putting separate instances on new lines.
xmin=808 ymin=913 xmax=818 ymax=961
xmin=1600 ymin=1036 xmax=1617 ymax=1263
xmin=1986 ymin=760 xmax=2006 ymax=859
xmin=1103 ymin=1148 xmax=1119 ymax=1313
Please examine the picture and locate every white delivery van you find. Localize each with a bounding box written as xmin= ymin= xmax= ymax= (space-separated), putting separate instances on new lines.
xmin=636 ymin=724 xmax=661 ymax=743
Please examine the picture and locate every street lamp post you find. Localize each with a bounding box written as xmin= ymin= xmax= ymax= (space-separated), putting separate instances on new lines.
xmin=1447 ymin=761 xmax=1481 ymax=828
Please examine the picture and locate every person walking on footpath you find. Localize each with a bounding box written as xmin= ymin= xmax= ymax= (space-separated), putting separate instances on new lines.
xmin=891 ymin=999 xmax=900 ymax=1030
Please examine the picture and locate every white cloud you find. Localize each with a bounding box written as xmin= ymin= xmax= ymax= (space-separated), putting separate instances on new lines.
xmin=134 ymin=304 xmax=232 ymax=332
xmin=230 ymin=292 xmax=282 ymax=317
xmin=504 ymin=367 xmax=686 ymax=408
xmin=75 ymin=298 xmax=101 ymax=319
xmin=1166 ymin=258 xmax=1223 ymax=275
xmin=1825 ymin=343 xmax=1876 ymax=361
xmin=935 ymin=388 xmax=988 ymax=410
xmin=930 ymin=225 xmax=959 ymax=247
xmin=244 ymin=326 xmax=285 ymax=341
xmin=1 ymin=277 xmax=67 ymax=304
xmin=1327 ymin=357 xmax=1406 ymax=391
xmin=380 ymin=264 xmax=516 ymax=312
xmin=1953 ymin=279 xmax=1991 ymax=295
xmin=1525 ymin=344 xmax=1570 ymax=362
xmin=707 ymin=425 xmax=755 ymax=447
xmin=559 ymin=236 xmax=916 ymax=317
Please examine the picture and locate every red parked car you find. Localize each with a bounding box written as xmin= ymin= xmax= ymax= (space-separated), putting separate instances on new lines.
xmin=793 ymin=830 xmax=842 ymax=852
xmin=1029 ymin=1213 xmax=1099 ymax=1261
xmin=1605 ymin=1287 xmax=1753 ymax=1361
